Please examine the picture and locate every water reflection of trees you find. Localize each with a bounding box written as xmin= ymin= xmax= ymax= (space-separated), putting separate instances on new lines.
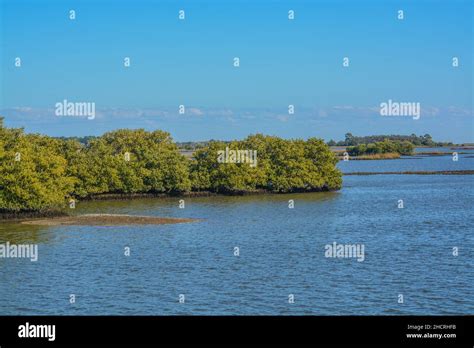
xmin=0 ymin=223 xmax=52 ymax=244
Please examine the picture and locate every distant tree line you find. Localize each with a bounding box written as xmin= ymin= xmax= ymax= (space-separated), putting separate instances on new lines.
xmin=327 ymin=133 xmax=452 ymax=147
xmin=346 ymin=139 xmax=414 ymax=156
xmin=175 ymin=141 xmax=214 ymax=150
xmin=56 ymin=135 xmax=97 ymax=145
xmin=0 ymin=117 xmax=342 ymax=214
xmin=145 ymin=133 xmax=453 ymax=150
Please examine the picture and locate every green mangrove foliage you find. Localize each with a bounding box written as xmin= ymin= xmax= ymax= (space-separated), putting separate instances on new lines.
xmin=64 ymin=129 xmax=191 ymax=197
xmin=0 ymin=119 xmax=74 ymax=212
xmin=0 ymin=118 xmax=342 ymax=213
xmin=190 ymin=135 xmax=342 ymax=193
xmin=346 ymin=139 xmax=414 ymax=156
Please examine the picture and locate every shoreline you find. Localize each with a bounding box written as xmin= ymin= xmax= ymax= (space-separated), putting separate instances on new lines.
xmin=0 ymin=210 xmax=68 ymax=222
xmin=0 ymin=187 xmax=337 ymax=221
xmin=83 ymin=186 xmax=335 ymax=201
xmin=1 ymin=169 xmax=472 ymax=221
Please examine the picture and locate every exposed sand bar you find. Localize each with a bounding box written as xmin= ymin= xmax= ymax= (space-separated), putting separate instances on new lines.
xmin=344 ymin=170 xmax=474 ymax=176
xmin=20 ymin=214 xmax=198 ymax=226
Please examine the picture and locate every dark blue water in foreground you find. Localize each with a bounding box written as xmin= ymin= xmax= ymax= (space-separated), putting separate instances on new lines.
xmin=0 ymin=153 xmax=473 ymax=315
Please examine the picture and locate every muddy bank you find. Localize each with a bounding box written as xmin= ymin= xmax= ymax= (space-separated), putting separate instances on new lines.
xmin=20 ymin=214 xmax=198 ymax=226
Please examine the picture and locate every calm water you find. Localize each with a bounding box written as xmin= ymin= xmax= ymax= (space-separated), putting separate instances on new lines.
xmin=338 ymin=147 xmax=474 ymax=173
xmin=1 ymin=151 xmax=473 ymax=315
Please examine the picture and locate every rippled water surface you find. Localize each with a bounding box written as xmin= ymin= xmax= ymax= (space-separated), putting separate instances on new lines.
xmin=0 ymin=152 xmax=473 ymax=315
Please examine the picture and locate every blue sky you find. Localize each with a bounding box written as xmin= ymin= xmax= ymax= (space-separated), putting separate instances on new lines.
xmin=1 ymin=0 xmax=472 ymax=142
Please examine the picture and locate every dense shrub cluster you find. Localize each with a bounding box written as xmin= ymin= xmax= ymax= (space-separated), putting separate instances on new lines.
xmin=191 ymin=135 xmax=342 ymax=193
xmin=0 ymin=118 xmax=342 ymax=213
xmin=347 ymin=139 xmax=414 ymax=156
